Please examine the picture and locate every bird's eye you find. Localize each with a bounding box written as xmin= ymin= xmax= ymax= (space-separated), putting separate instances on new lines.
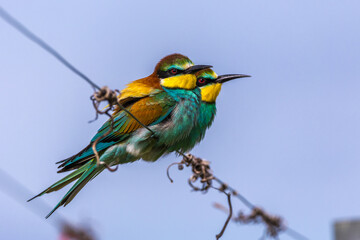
xmin=170 ymin=68 xmax=178 ymax=75
xmin=158 ymin=68 xmax=183 ymax=78
xmin=198 ymin=78 xmax=206 ymax=84
xmin=197 ymin=78 xmax=208 ymax=86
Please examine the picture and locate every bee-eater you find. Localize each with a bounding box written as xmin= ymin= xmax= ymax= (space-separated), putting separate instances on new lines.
xmin=29 ymin=54 xmax=212 ymax=218
xmin=113 ymin=68 xmax=250 ymax=153
xmin=176 ymin=69 xmax=250 ymax=153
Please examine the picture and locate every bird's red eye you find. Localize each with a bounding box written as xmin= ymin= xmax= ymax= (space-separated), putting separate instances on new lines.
xmin=170 ymin=68 xmax=178 ymax=75
xmin=198 ymin=78 xmax=206 ymax=84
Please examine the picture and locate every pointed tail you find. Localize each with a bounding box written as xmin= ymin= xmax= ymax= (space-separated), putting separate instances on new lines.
xmin=46 ymin=161 xmax=105 ymax=218
xmin=27 ymin=161 xmax=93 ymax=202
xmin=28 ymin=160 xmax=105 ymax=218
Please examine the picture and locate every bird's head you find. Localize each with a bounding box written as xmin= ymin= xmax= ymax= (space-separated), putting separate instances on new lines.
xmin=196 ymin=69 xmax=250 ymax=103
xmin=154 ymin=54 xmax=212 ymax=90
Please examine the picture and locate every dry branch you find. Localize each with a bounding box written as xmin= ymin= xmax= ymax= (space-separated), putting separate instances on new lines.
xmin=0 ymin=7 xmax=308 ymax=239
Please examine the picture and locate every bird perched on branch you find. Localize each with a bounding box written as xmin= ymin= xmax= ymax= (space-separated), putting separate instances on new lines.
xmin=117 ymin=67 xmax=250 ymax=153
xmin=29 ymin=54 xmax=212 ymax=218
xmin=120 ymin=67 xmax=250 ymax=153
xmin=175 ymin=69 xmax=250 ymax=153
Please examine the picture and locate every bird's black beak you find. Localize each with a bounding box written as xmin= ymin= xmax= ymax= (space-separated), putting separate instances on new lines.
xmin=184 ymin=65 xmax=213 ymax=74
xmin=215 ymin=74 xmax=251 ymax=83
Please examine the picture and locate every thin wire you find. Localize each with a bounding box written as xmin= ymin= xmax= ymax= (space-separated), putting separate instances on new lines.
xmin=0 ymin=6 xmax=156 ymax=135
xmin=214 ymin=177 xmax=309 ymax=240
xmin=0 ymin=169 xmax=98 ymax=240
xmin=0 ymin=6 xmax=309 ymax=240
xmin=115 ymin=102 xmax=155 ymax=135
xmin=0 ymin=169 xmax=66 ymax=228
xmin=285 ymin=227 xmax=309 ymax=240
xmin=0 ymin=6 xmax=100 ymax=91
xmin=213 ymin=177 xmax=254 ymax=209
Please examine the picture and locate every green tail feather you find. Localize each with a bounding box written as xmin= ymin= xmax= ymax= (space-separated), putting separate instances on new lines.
xmin=45 ymin=161 xmax=105 ymax=218
xmin=28 ymin=161 xmax=93 ymax=202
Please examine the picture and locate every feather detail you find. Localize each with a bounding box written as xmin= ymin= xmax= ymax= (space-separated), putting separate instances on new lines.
xmin=57 ymin=92 xmax=176 ymax=172
xmin=28 ymin=161 xmax=93 ymax=202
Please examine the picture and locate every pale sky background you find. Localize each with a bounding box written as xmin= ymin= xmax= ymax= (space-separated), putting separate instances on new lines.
xmin=0 ymin=1 xmax=359 ymax=240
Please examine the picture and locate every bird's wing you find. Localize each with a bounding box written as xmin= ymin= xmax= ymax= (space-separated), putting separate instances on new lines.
xmin=115 ymin=75 xmax=163 ymax=109
xmin=57 ymin=92 xmax=175 ymax=171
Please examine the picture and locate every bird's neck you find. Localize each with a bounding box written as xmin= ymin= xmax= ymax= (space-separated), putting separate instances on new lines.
xmin=162 ymin=87 xmax=201 ymax=102
xmin=199 ymin=102 xmax=217 ymax=128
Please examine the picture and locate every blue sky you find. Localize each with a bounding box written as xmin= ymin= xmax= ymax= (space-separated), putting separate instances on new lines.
xmin=0 ymin=0 xmax=359 ymax=239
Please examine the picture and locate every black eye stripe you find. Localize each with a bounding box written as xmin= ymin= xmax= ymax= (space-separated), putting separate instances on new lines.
xmin=196 ymin=77 xmax=215 ymax=87
xmin=157 ymin=68 xmax=184 ymax=78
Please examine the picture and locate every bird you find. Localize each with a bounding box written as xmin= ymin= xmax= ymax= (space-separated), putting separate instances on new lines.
xmin=28 ymin=53 xmax=212 ymax=218
xmin=174 ymin=69 xmax=250 ymax=153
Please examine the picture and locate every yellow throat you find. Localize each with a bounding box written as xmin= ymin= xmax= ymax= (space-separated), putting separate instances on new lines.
xmin=160 ymin=74 xmax=197 ymax=90
xmin=200 ymin=83 xmax=222 ymax=103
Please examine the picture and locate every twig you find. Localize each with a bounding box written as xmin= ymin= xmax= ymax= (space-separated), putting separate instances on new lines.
xmin=215 ymin=190 xmax=232 ymax=240
xmin=166 ymin=162 xmax=183 ymax=183
xmin=213 ymin=177 xmax=254 ymax=209
xmin=234 ymin=207 xmax=284 ymax=237
xmin=167 ymin=154 xmax=308 ymax=240
xmin=89 ymin=87 xmax=119 ymax=171
xmin=0 ymin=7 xmax=309 ymax=240
xmin=89 ymin=86 xmax=157 ymax=172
